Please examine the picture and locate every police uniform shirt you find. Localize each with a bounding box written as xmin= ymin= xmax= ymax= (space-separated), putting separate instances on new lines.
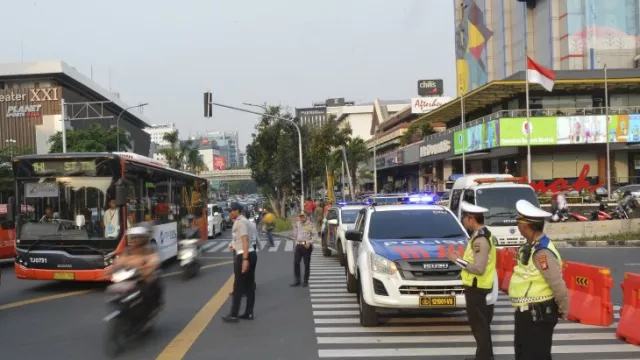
xmin=455 ymin=227 xmax=491 ymax=275
xmin=231 ymin=215 xmax=250 ymax=255
xmin=248 ymin=220 xmax=260 ymax=247
xmin=530 ymin=237 xmax=570 ymax=315
xmin=294 ymin=219 xmax=314 ymax=243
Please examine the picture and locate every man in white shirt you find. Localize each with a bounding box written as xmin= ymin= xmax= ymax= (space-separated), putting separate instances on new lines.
xmin=103 ymin=199 xmax=120 ymax=239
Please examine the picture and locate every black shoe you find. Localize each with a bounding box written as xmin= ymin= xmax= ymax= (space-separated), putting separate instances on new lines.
xmin=302 ymin=282 xmax=309 ymax=287
xmin=222 ymin=315 xmax=239 ymax=323
xmin=239 ymin=313 xmax=254 ymax=320
xmin=290 ymin=281 xmax=300 ymax=287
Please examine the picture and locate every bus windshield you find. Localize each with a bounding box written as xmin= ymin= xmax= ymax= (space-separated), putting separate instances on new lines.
xmin=13 ymin=157 xmax=119 ymax=244
xmin=476 ymin=187 xmax=540 ymax=226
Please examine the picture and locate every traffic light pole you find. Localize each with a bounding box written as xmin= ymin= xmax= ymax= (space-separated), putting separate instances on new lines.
xmin=207 ymin=101 xmax=305 ymax=209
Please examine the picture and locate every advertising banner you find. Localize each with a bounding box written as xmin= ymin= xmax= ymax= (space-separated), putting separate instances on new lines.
xmin=499 ymin=117 xmax=557 ymax=146
xmin=556 ymin=115 xmax=607 ymax=144
xmin=213 ymin=156 xmax=226 ymax=170
xmin=607 ymin=114 xmax=629 ymax=143
xmin=453 ymin=120 xmax=500 ymax=155
xmin=623 ymin=114 xmax=640 ymax=142
xmin=411 ymin=97 xmax=452 ymax=114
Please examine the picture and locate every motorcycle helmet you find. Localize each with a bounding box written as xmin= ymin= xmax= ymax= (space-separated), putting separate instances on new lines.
xmin=126 ymin=224 xmax=151 ymax=247
xmin=624 ymin=190 xmax=631 ymax=198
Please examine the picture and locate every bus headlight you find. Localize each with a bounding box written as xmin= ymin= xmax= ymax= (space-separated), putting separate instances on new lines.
xmin=369 ymin=253 xmax=398 ymax=276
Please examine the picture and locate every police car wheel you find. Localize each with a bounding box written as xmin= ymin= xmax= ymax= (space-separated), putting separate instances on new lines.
xmin=358 ymin=281 xmax=378 ymax=327
xmin=337 ymin=242 xmax=345 ymax=266
xmin=345 ymin=266 xmax=357 ymax=293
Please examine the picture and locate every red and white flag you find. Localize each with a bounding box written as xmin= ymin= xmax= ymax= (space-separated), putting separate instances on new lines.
xmin=527 ymin=57 xmax=556 ymax=92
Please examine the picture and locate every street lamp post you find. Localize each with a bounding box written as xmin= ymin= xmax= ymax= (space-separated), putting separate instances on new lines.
xmin=218 ymin=102 xmax=305 ymax=209
xmin=116 ymin=103 xmax=149 ymax=151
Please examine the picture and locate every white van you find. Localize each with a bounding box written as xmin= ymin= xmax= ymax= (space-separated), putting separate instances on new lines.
xmin=449 ymin=174 xmax=540 ymax=247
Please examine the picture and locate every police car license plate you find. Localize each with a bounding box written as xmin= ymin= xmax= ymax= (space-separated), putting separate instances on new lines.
xmin=419 ymin=296 xmax=455 ymax=307
xmin=53 ymin=272 xmax=75 ymax=280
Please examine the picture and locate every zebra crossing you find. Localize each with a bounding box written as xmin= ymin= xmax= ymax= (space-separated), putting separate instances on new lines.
xmin=200 ymin=237 xmax=296 ymax=253
xmin=308 ymin=252 xmax=640 ymax=359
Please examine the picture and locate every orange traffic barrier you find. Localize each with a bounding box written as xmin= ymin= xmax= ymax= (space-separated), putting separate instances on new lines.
xmin=616 ymin=272 xmax=640 ymax=345
xmin=562 ymin=261 xmax=614 ymax=326
xmin=499 ymin=248 xmax=517 ymax=293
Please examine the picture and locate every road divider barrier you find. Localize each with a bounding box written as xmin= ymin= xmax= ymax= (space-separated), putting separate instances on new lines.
xmin=616 ymin=272 xmax=640 ymax=345
xmin=497 ymin=248 xmax=517 ymax=293
xmin=562 ymin=261 xmax=614 ymax=326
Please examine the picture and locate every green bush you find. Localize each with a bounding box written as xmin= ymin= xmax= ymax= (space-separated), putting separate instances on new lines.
xmin=273 ymin=218 xmax=292 ymax=232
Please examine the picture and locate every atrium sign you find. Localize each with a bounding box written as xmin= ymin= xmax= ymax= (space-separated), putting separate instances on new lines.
xmin=420 ymin=139 xmax=451 ymax=157
xmin=0 ymin=88 xmax=59 ymax=102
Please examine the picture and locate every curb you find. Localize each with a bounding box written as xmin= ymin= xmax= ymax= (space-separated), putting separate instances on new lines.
xmin=554 ymin=239 xmax=640 ymax=248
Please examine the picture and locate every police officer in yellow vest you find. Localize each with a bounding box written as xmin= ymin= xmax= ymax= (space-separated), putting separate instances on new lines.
xmin=446 ymin=201 xmax=496 ymax=360
xmin=509 ymin=200 xmax=569 ymax=360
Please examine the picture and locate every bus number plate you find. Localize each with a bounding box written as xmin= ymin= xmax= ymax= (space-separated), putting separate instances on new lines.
xmin=419 ymin=296 xmax=455 ymax=307
xmin=53 ymin=272 xmax=75 ymax=280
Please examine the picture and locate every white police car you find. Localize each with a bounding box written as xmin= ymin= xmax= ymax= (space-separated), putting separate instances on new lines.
xmin=345 ymin=203 xmax=499 ymax=327
xmin=321 ymin=202 xmax=367 ymax=266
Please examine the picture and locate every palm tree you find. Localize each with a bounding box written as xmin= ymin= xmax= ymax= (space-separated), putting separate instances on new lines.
xmin=158 ymin=130 xmax=205 ymax=173
xmin=344 ymin=137 xmax=370 ymax=194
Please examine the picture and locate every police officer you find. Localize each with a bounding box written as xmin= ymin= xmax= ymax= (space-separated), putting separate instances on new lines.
xmin=446 ymin=201 xmax=496 ymax=360
xmin=509 ymin=200 xmax=569 ymax=360
xmin=290 ymin=212 xmax=314 ymax=287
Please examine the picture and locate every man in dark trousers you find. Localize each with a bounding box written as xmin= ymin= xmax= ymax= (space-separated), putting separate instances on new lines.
xmin=290 ymin=212 xmax=314 ymax=287
xmin=223 ymin=202 xmax=257 ymax=322
xmin=509 ymin=200 xmax=569 ymax=360
xmin=447 ymin=201 xmax=497 ymax=360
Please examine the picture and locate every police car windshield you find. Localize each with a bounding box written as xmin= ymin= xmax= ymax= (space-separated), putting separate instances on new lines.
xmin=476 ymin=188 xmax=540 ymax=219
xmin=368 ymin=210 xmax=465 ymax=239
xmin=341 ymin=210 xmax=360 ymax=224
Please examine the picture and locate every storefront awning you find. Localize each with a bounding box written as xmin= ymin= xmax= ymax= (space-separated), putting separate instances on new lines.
xmin=415 ymin=68 xmax=640 ymax=125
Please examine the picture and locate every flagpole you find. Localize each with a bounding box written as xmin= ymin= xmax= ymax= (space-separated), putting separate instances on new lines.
xmin=524 ymin=4 xmax=532 ymax=182
xmin=461 ymin=92 xmax=466 ymax=175
xmin=605 ymin=64 xmax=611 ymax=199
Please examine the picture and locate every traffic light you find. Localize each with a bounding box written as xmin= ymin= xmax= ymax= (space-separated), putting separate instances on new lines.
xmin=204 ymin=91 xmax=213 ymax=117
xmin=291 ymin=170 xmax=301 ymax=194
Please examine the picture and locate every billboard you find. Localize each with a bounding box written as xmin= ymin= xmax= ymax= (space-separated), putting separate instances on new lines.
xmin=556 ymin=116 xmax=607 ymax=144
xmin=611 ymin=114 xmax=640 ymax=143
xmin=213 ymin=156 xmax=226 ymax=170
xmin=498 ymin=117 xmax=557 ymax=146
xmin=417 ymin=79 xmax=444 ymax=96
xmin=411 ymin=97 xmax=452 ymax=114
xmin=453 ymin=120 xmax=499 ymax=155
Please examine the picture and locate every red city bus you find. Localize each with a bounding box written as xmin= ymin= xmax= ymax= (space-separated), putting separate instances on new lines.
xmin=8 ymin=152 xmax=208 ymax=281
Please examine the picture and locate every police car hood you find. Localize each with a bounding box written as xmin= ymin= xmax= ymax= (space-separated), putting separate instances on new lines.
xmin=370 ymin=237 xmax=468 ymax=261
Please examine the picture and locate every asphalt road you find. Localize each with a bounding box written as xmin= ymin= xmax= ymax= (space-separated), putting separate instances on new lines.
xmin=559 ymin=247 xmax=640 ymax=305
xmin=1 ymin=233 xmax=638 ymax=360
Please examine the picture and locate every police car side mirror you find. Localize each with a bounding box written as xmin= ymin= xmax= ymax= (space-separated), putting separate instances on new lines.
xmin=345 ymin=230 xmax=362 ymax=242
xmin=327 ymin=219 xmax=338 ymax=225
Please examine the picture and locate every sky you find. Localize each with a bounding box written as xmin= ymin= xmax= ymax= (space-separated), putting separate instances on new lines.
xmin=2 ymin=0 xmax=456 ymax=150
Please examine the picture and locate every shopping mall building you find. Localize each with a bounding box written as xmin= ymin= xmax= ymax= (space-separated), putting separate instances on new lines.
xmin=374 ymin=68 xmax=640 ymax=192
xmin=0 ymin=61 xmax=151 ymax=155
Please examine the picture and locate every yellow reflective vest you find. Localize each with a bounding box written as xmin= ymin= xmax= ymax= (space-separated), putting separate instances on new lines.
xmin=508 ymin=235 xmax=562 ymax=306
xmin=461 ymin=227 xmax=496 ymax=290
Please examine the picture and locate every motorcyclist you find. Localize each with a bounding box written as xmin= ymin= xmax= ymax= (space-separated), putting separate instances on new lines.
xmin=550 ymin=193 xmax=569 ymax=222
xmin=617 ymin=190 xmax=637 ymax=218
xmin=112 ymin=223 xmax=163 ymax=311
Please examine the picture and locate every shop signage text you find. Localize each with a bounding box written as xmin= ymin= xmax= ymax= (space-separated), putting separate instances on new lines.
xmin=411 ymin=97 xmax=452 ymax=114
xmin=520 ymin=164 xmax=604 ymax=193
xmin=420 ymin=140 xmax=451 ymax=157
xmin=0 ymin=88 xmax=59 ymax=102
xmin=417 ymin=79 xmax=444 ymax=96
xmin=7 ymin=104 xmax=42 ymax=118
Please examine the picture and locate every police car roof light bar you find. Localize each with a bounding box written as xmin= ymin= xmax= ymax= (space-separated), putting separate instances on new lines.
xmin=475 ymin=177 xmax=524 ymax=184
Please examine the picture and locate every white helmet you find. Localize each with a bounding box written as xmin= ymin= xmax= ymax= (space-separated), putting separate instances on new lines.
xmin=126 ymin=225 xmax=151 ymax=238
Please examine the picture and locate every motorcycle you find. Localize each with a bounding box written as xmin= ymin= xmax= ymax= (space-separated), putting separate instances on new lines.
xmin=550 ymin=209 xmax=570 ymax=223
xmin=591 ymin=203 xmax=613 ymax=221
xmin=103 ymin=266 xmax=162 ymax=357
xmin=178 ymin=228 xmax=201 ymax=279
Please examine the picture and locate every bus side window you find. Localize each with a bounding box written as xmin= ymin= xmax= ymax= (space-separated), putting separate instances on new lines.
xmin=450 ymin=190 xmax=462 ymax=215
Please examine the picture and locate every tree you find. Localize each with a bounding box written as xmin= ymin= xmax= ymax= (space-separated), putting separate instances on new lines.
xmin=246 ymin=106 xmax=303 ymax=217
xmin=48 ymin=124 xmax=132 ymax=153
xmin=343 ymin=137 xmax=370 ymax=194
xmin=401 ymin=119 xmax=435 ymax=146
xmin=157 ymin=130 xmax=205 ymax=173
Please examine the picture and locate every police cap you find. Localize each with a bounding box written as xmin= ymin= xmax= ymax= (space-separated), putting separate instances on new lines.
xmin=460 ymin=201 xmax=488 ymax=215
xmin=516 ymin=200 xmax=551 ymax=223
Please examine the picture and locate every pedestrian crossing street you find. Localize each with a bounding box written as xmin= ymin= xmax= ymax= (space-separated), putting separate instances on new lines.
xmin=307 ymin=252 xmax=640 ymax=359
xmin=201 ymin=236 xmax=308 ymax=253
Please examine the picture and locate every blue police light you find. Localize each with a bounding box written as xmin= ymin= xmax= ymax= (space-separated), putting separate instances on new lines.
xmin=406 ymin=194 xmax=438 ymax=205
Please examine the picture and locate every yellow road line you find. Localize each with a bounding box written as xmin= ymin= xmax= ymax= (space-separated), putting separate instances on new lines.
xmin=155 ymin=274 xmax=235 ymax=360
xmin=0 ymin=289 xmax=94 ymax=311
xmin=0 ymin=260 xmax=234 ymax=311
